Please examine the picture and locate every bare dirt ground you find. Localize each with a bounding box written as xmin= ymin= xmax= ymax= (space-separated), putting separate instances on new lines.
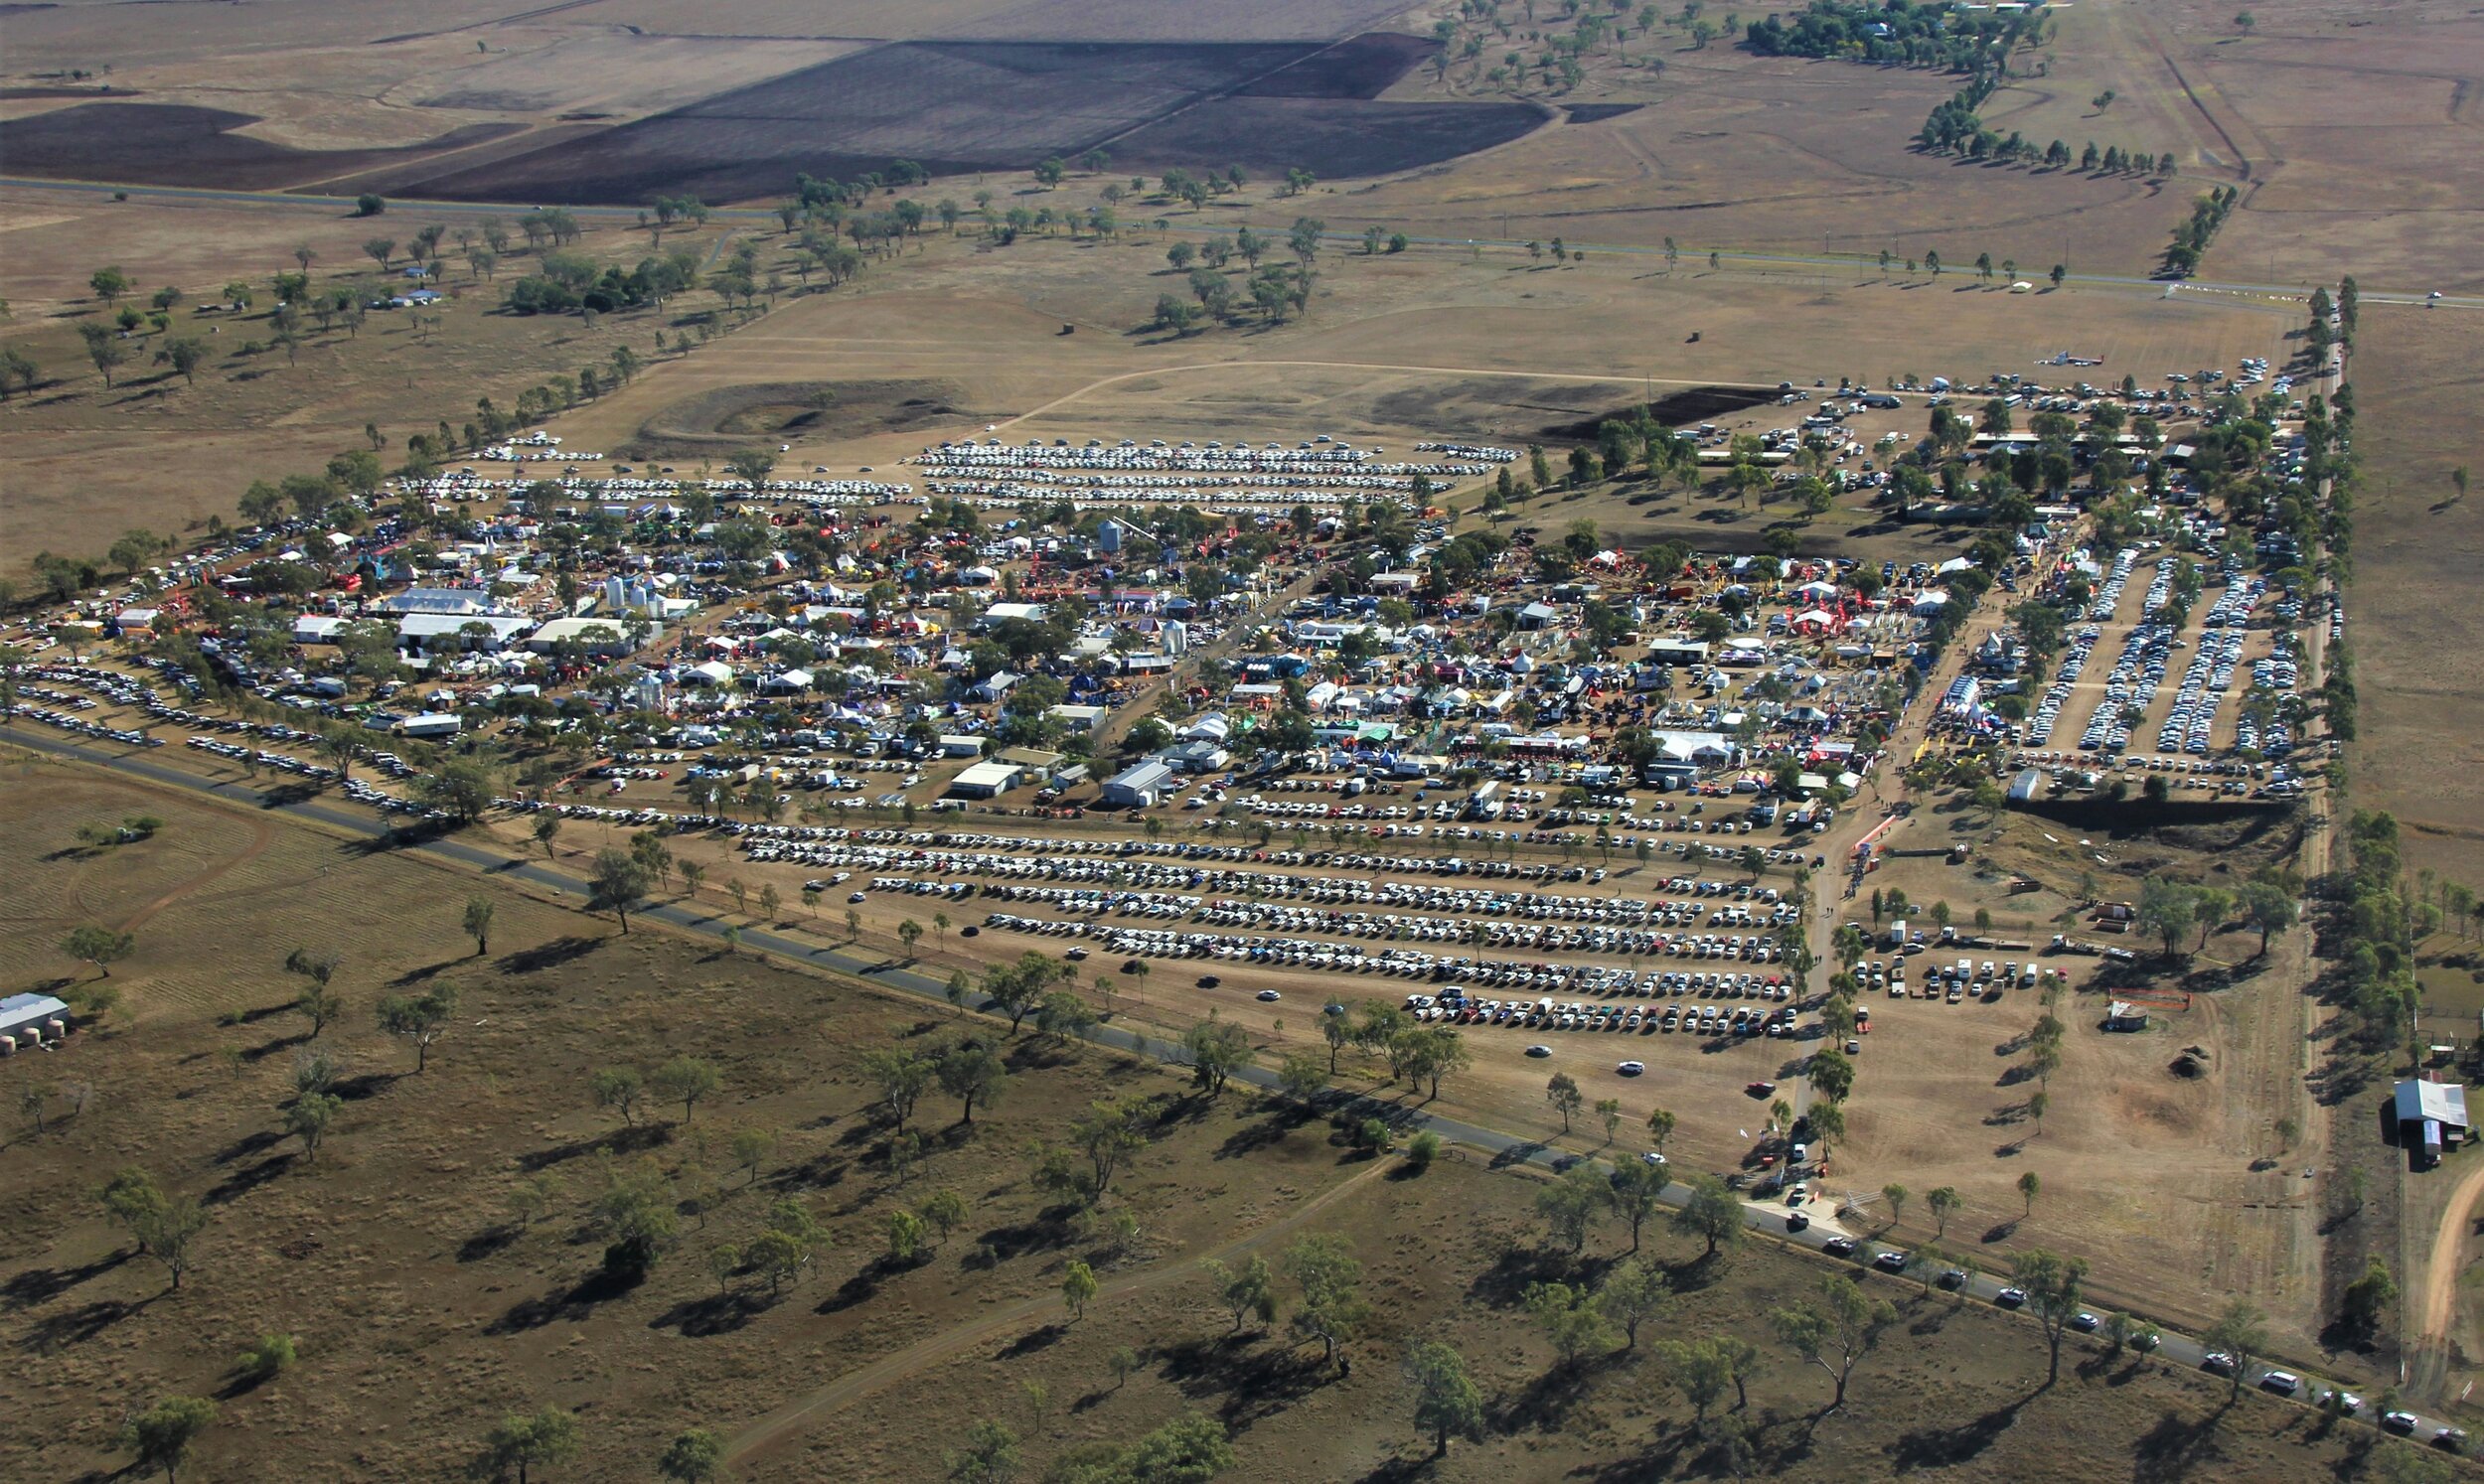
xmin=0 ymin=748 xmax=2387 ymax=1482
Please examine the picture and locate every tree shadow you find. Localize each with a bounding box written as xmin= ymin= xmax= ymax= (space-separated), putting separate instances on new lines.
xmin=1 ymin=1249 xmax=129 ymax=1311
xmin=21 ymin=1295 xmax=153 ymax=1354
xmin=996 ymin=1322 xmax=1067 ymax=1361
xmin=456 ymin=1225 xmax=522 ymax=1263
xmin=495 ymin=936 xmax=604 ymax=975
xmin=1886 ymin=1396 xmax=2026 ymax=1471
xmin=486 ymin=1264 xmax=639 ymax=1335
xmin=515 ymin=1121 xmax=669 ymax=1173
xmin=205 ymin=1152 xmax=297 ymax=1205
xmin=1154 ymin=1333 xmax=1332 ymax=1434
xmin=2131 ymin=1403 xmax=2231 ymax=1484
xmin=650 ymin=1289 xmax=774 ymax=1336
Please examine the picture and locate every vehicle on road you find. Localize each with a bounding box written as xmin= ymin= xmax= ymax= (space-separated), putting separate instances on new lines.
xmin=1822 ymin=1237 xmax=1857 ymax=1257
xmin=1874 ymin=1250 xmax=1909 ymax=1271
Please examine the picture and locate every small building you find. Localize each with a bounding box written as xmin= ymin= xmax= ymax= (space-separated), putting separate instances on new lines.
xmin=530 ymin=615 xmax=656 ymax=656
xmin=0 ymin=992 xmax=72 ymax=1051
xmin=2102 ymin=1001 xmax=2149 ymax=1032
xmin=1046 ymin=703 xmax=1108 ymax=734
xmin=947 ymin=759 xmax=1026 ymax=800
xmin=2007 ymin=769 xmax=2045 ymax=804
xmin=1099 ymin=759 xmax=1174 ymax=809
xmin=1159 ymin=740 xmax=1231 ymax=773
xmin=396 ymin=712 xmax=462 ymax=740
xmin=2395 ymin=1080 xmax=2470 ymax=1170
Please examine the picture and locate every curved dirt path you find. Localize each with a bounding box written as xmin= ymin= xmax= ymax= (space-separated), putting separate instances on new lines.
xmin=724 ymin=1154 xmax=1398 ymax=1469
xmin=115 ymin=809 xmax=277 ymax=933
xmin=2412 ymin=1157 xmax=2484 ymax=1365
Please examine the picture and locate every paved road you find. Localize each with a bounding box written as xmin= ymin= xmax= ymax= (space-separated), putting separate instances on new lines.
xmin=4 ymin=719 xmax=2458 ymax=1447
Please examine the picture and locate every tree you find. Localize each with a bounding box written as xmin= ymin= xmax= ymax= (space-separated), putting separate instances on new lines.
xmin=2202 ymin=1299 xmax=2267 ymax=1401
xmin=897 ymin=919 xmax=923 ymax=961
xmin=1545 ymin=1071 xmax=1584 ymax=1133
xmin=78 ymin=319 xmax=128 ymax=386
xmin=745 ymin=1228 xmax=808 ymax=1296
xmin=1770 ymin=1274 xmax=1893 ymax=1412
xmin=461 ymin=895 xmax=496 ymax=957
xmin=1535 ymin=1163 xmax=1607 ymax=1253
xmin=2138 ymin=875 xmax=2196 ymax=960
xmin=1882 ymin=1183 xmax=1910 ymax=1230
xmin=2017 ymin=1169 xmax=2042 ymax=1216
xmin=1284 ymin=1232 xmax=1370 ymax=1368
xmin=590 ymin=1066 xmax=647 ymax=1126
xmin=1068 ymin=1095 xmax=1151 ymax=1203
xmin=356 ymin=193 xmax=387 ymax=217
xmin=235 ymin=1332 xmax=297 ymax=1384
xmin=919 ymin=1189 xmax=968 ymax=1249
xmin=652 ymin=1055 xmax=722 ymax=1122
xmin=1672 ymin=1173 xmax=1745 ymax=1259
xmin=164 ymin=335 xmax=208 ymax=386
xmin=2011 ymin=1249 xmax=2091 ymax=1383
xmin=285 ymin=1091 xmax=340 ymax=1161
xmin=376 ymin=982 xmax=459 ymax=1072
xmin=1063 ymin=1259 xmax=1100 ymax=1319
xmin=588 ymin=847 xmax=653 ymax=933
xmin=479 ymin=1407 xmax=582 ymax=1484
xmin=134 ymin=1192 xmax=208 ymax=1291
xmin=1182 ymin=1017 xmax=1253 ymax=1096
xmin=657 ymin=1428 xmax=728 ymax=1483
xmin=2341 ymin=1256 xmax=2399 ymax=1342
xmin=1927 ymin=1185 xmax=1961 ymax=1237
xmin=946 ymin=1419 xmax=1020 ymax=1484
xmin=936 ymin=1043 xmax=1007 ymax=1123
xmin=1607 ymin=1158 xmax=1667 ymax=1253
xmin=1645 ymin=1107 xmax=1677 ymax=1157
xmin=1407 ymin=1341 xmax=1484 ymax=1456
xmin=64 ymin=924 xmax=134 ymax=978
xmin=1525 ymin=1278 xmax=1616 ymax=1367
xmin=1277 ymin=1050 xmax=1328 ymax=1103
xmin=2240 ymin=879 xmax=2297 ymax=958
xmin=1203 ymin=1255 xmax=1278 ymax=1333
xmin=1600 ymin=1258 xmax=1671 ymax=1350
xmin=124 ymin=1396 xmax=217 ymax=1482
xmin=533 ymin=815 xmax=561 ymax=859
xmin=1654 ymin=1337 xmax=1737 ymax=1427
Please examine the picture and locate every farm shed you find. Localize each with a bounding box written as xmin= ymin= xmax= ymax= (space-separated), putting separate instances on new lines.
xmin=1100 ymin=760 xmax=1174 ymax=809
xmin=948 ymin=760 xmax=1026 ymax=800
xmin=0 ymin=992 xmax=71 ymax=1051
xmin=2394 ymin=1079 xmax=2470 ymax=1163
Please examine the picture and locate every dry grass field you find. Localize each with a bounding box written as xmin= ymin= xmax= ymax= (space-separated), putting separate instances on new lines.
xmin=0 ymin=747 xmax=2392 ymax=1482
xmin=2339 ymin=306 xmax=2484 ymax=887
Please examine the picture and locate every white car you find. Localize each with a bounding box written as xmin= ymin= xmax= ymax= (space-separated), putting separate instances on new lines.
xmin=1525 ymin=1044 xmax=1553 ymax=1058
xmin=1256 ymin=989 xmax=1282 ymax=1002
xmin=1616 ymin=1060 xmax=1645 ymax=1077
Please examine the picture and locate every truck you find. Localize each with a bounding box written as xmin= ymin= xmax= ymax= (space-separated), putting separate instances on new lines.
xmin=1465 ymin=780 xmax=1505 ymax=821
xmin=2046 ymin=935 xmax=2101 ymax=956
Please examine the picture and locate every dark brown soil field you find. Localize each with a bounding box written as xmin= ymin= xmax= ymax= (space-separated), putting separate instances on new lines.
xmin=624 ymin=376 xmax=985 ymax=460
xmin=1111 ymin=96 xmax=1547 ymax=181
xmin=1234 ymin=31 xmax=1431 ymax=99
xmin=383 ymin=36 xmax=1552 ymax=206
xmin=0 ymin=103 xmax=520 ymax=190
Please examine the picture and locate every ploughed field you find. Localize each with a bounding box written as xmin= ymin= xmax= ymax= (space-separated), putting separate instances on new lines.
xmin=385 ymin=35 xmax=1542 ymax=205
